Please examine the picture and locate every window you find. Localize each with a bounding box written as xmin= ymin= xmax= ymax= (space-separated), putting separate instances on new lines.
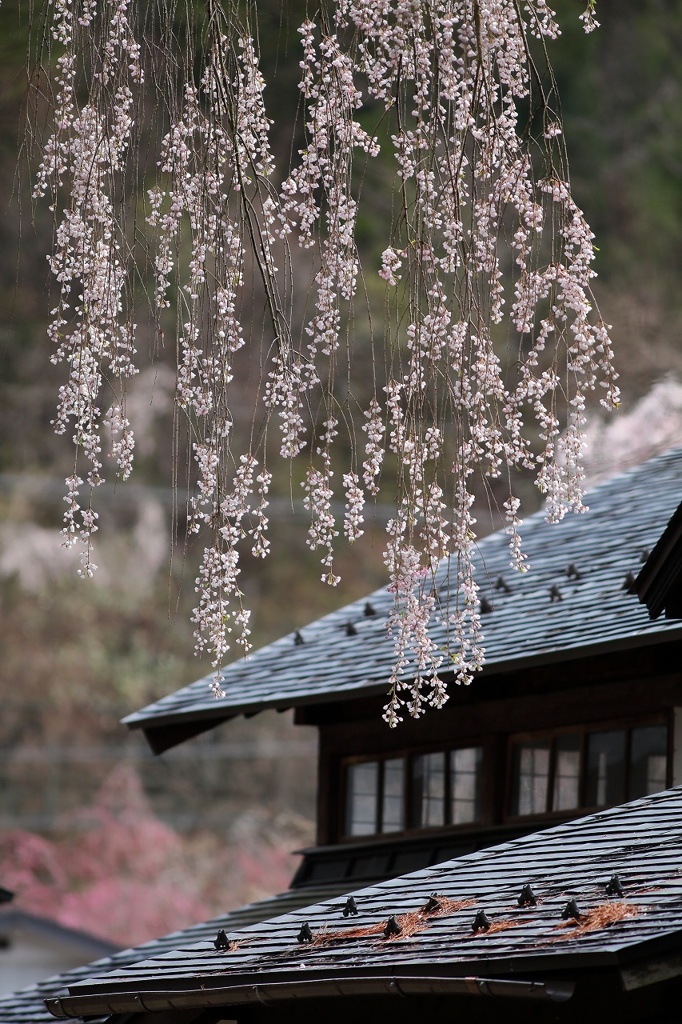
xmin=585 ymin=730 xmax=626 ymax=807
xmin=509 ymin=721 xmax=668 ymax=818
xmin=345 ymin=759 xmax=406 ymax=836
xmin=345 ymin=761 xmax=380 ymax=836
xmin=344 ymin=745 xmax=483 ymax=838
xmin=510 ymin=740 xmax=550 ymax=816
xmin=412 ymin=752 xmax=446 ymax=827
xmin=451 ymin=746 xmax=483 ymax=824
xmin=381 ymin=758 xmax=405 ymax=832
xmin=629 ymin=725 xmax=667 ymax=799
xmin=342 ymin=718 xmax=669 ymax=840
xmin=553 ymin=733 xmax=581 ymax=810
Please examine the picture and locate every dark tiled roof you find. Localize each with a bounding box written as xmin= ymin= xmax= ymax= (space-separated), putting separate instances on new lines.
xmin=632 ymin=498 xmax=682 ymax=618
xmin=0 ymin=885 xmax=347 ymax=1024
xmin=46 ymin=787 xmax=682 ymax=1016
xmin=125 ymin=448 xmax=682 ymax=748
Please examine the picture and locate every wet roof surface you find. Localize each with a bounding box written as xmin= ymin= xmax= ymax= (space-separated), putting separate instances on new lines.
xmin=48 ymin=786 xmax=682 ymax=1014
xmin=125 ymin=449 xmax=682 ymax=736
xmin=0 ymin=885 xmax=348 ymax=1024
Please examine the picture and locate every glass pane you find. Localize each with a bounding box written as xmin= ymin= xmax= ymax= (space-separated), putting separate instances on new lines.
xmin=381 ymin=758 xmax=405 ymax=832
xmin=345 ymin=761 xmax=378 ymax=836
xmin=629 ymin=725 xmax=667 ymax=800
xmin=411 ymin=752 xmax=445 ymax=827
xmin=450 ymin=747 xmax=482 ymax=824
xmin=552 ymin=734 xmax=581 ymax=811
xmin=510 ymin=741 xmax=550 ymax=815
xmin=586 ymin=731 xmax=625 ymax=807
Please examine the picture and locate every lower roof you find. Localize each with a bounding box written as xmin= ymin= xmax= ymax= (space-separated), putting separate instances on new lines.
xmin=125 ymin=448 xmax=682 ymax=752
xmin=46 ymin=785 xmax=682 ymax=1018
xmin=0 ymin=884 xmax=349 ymax=1024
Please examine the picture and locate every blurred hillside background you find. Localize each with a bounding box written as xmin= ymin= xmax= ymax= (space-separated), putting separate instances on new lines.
xmin=3 ymin=0 xmax=682 ymax=947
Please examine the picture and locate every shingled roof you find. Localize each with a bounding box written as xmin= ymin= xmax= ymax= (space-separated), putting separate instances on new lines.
xmin=45 ymin=786 xmax=682 ymax=1017
xmin=0 ymin=885 xmax=347 ymax=1024
xmin=632 ymin=497 xmax=682 ymax=619
xmin=125 ymin=447 xmax=682 ymax=752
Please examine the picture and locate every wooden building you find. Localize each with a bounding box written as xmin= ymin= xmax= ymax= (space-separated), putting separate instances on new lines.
xmin=123 ymin=446 xmax=682 ymax=889
xmin=3 ymin=446 xmax=682 ymax=1023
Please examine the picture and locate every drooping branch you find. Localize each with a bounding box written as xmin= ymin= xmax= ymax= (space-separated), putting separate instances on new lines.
xmin=33 ymin=0 xmax=616 ymax=722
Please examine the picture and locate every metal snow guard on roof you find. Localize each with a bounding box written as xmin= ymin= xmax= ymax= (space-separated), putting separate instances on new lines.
xmin=124 ymin=448 xmax=682 ymax=752
xmin=44 ymin=786 xmax=682 ymax=1017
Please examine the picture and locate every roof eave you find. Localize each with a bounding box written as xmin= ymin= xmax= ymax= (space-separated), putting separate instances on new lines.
xmin=632 ymin=503 xmax=682 ymax=619
xmin=126 ymin=625 xmax=682 ymax=754
xmin=45 ymin=930 xmax=682 ymax=1020
xmin=44 ymin=972 xmax=576 ymax=1018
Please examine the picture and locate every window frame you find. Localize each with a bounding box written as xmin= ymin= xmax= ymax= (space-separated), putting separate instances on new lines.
xmin=341 ymin=740 xmax=486 ymax=840
xmin=504 ymin=715 xmax=670 ymax=822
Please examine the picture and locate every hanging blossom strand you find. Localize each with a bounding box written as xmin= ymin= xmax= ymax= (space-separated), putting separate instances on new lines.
xmin=35 ymin=1 xmax=616 ymax=720
xmin=274 ymin=0 xmax=618 ymax=724
xmin=36 ymin=0 xmax=142 ymax=578
xmin=147 ymin=24 xmax=280 ymax=669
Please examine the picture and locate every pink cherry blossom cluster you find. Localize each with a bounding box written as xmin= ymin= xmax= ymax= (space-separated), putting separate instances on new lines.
xmin=36 ymin=1 xmax=614 ymax=719
xmin=303 ymin=418 xmax=341 ymax=586
xmin=36 ymin=0 xmax=142 ymax=579
xmin=145 ymin=27 xmax=279 ymax=671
